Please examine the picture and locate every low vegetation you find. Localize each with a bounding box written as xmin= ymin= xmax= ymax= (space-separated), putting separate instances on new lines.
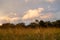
xmin=0 ymin=20 xmax=60 ymax=28
xmin=0 ymin=20 xmax=60 ymax=40
xmin=0 ymin=28 xmax=60 ymax=40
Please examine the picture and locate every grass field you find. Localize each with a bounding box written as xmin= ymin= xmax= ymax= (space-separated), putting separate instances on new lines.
xmin=0 ymin=27 xmax=60 ymax=40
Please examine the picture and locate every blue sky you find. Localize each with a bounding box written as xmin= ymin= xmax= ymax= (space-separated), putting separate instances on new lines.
xmin=0 ymin=0 xmax=60 ymax=25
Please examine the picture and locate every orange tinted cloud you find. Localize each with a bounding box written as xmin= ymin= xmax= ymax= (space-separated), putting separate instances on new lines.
xmin=0 ymin=16 xmax=10 ymax=22
xmin=0 ymin=12 xmax=20 ymax=23
xmin=40 ymin=13 xmax=53 ymax=19
xmin=0 ymin=16 xmax=20 ymax=22
xmin=46 ymin=0 xmax=55 ymax=3
xmin=25 ymin=0 xmax=29 ymax=3
xmin=22 ymin=8 xmax=44 ymax=20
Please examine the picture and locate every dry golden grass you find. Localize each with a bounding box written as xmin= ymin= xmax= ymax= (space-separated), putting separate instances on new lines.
xmin=0 ymin=27 xmax=60 ymax=40
xmin=0 ymin=27 xmax=60 ymax=35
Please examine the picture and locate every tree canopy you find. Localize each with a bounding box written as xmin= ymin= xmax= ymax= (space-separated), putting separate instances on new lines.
xmin=0 ymin=20 xmax=60 ymax=29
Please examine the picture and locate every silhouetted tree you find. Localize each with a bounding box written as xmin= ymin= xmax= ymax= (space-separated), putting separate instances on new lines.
xmin=39 ymin=20 xmax=46 ymax=27
xmin=35 ymin=19 xmax=39 ymax=24
xmin=52 ymin=22 xmax=57 ymax=27
xmin=1 ymin=23 xmax=15 ymax=28
xmin=45 ymin=21 xmax=53 ymax=27
xmin=27 ymin=22 xmax=38 ymax=28
xmin=56 ymin=20 xmax=60 ymax=27
xmin=0 ymin=20 xmax=60 ymax=29
xmin=10 ymin=24 xmax=15 ymax=28
xmin=16 ymin=23 xmax=26 ymax=28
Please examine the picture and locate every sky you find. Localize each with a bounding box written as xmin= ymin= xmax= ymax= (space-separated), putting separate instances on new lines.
xmin=0 ymin=0 xmax=60 ymax=25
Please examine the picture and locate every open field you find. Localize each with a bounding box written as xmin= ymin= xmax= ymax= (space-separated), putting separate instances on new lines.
xmin=0 ymin=27 xmax=60 ymax=40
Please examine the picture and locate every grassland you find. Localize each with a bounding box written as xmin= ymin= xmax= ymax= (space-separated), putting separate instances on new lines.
xmin=0 ymin=27 xmax=60 ymax=40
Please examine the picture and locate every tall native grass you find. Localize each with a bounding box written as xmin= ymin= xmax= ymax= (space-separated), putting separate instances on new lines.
xmin=0 ymin=27 xmax=60 ymax=40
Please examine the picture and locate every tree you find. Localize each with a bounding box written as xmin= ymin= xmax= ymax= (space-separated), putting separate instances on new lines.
xmin=16 ymin=23 xmax=26 ymax=28
xmin=35 ymin=19 xmax=39 ymax=24
xmin=39 ymin=20 xmax=46 ymax=27
xmin=27 ymin=22 xmax=38 ymax=28
xmin=45 ymin=21 xmax=53 ymax=27
xmin=56 ymin=20 xmax=60 ymax=27
xmin=1 ymin=23 xmax=15 ymax=28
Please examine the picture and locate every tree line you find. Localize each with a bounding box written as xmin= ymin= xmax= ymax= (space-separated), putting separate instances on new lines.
xmin=0 ymin=20 xmax=60 ymax=29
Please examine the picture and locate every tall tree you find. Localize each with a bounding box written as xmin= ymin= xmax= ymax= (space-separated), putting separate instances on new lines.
xmin=39 ymin=20 xmax=46 ymax=27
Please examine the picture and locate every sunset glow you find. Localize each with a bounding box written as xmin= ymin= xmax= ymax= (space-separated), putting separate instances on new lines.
xmin=0 ymin=0 xmax=60 ymax=24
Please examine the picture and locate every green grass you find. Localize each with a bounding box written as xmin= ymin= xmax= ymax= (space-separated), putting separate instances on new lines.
xmin=0 ymin=28 xmax=60 ymax=40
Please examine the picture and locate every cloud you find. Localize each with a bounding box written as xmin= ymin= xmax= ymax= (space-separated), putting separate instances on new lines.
xmin=40 ymin=13 xmax=53 ymax=19
xmin=11 ymin=17 xmax=20 ymax=22
xmin=0 ymin=16 xmax=20 ymax=23
xmin=46 ymin=0 xmax=55 ymax=3
xmin=25 ymin=0 xmax=29 ymax=3
xmin=22 ymin=8 xmax=44 ymax=20
xmin=0 ymin=12 xmax=20 ymax=24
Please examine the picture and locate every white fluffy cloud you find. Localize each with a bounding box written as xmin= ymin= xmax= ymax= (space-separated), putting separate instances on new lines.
xmin=0 ymin=8 xmax=54 ymax=25
xmin=22 ymin=8 xmax=44 ymax=20
xmin=22 ymin=7 xmax=54 ymax=21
